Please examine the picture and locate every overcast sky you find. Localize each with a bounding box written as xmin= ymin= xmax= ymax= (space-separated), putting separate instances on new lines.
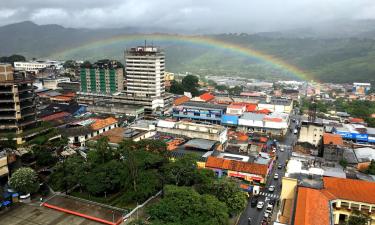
xmin=1 ymin=0 xmax=375 ymax=32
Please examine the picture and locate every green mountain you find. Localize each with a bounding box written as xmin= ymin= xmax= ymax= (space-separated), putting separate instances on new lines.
xmin=1 ymin=21 xmax=375 ymax=83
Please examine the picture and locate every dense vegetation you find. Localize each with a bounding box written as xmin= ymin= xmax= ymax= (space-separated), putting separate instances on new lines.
xmin=300 ymin=98 xmax=375 ymax=127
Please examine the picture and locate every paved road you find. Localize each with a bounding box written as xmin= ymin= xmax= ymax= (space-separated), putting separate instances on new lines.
xmin=238 ymin=115 xmax=299 ymax=225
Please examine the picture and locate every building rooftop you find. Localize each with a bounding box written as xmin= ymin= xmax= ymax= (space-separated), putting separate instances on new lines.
xmin=173 ymin=96 xmax=190 ymax=106
xmin=240 ymin=112 xmax=265 ymax=121
xmin=323 ymin=133 xmax=343 ymax=146
xmin=199 ymin=92 xmax=215 ymax=102
xmin=183 ymin=139 xmax=217 ymax=151
xmin=323 ymin=177 xmax=375 ymax=204
xmin=90 ymin=117 xmax=118 ymax=131
xmin=294 ymin=187 xmax=331 ymax=225
xmin=205 ymin=156 xmax=268 ymax=176
xmin=180 ymin=101 xmax=228 ymax=110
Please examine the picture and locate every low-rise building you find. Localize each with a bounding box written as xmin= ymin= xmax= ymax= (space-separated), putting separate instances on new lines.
xmin=86 ymin=101 xmax=144 ymax=118
xmin=293 ymin=177 xmax=375 ymax=225
xmin=156 ymin=120 xmax=227 ymax=144
xmin=172 ymin=101 xmax=227 ymax=124
xmin=298 ymin=121 xmax=324 ymax=147
xmin=322 ymin=133 xmax=344 ymax=161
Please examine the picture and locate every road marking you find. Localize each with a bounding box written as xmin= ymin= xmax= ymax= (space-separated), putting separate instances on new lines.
xmin=259 ymin=192 xmax=279 ymax=199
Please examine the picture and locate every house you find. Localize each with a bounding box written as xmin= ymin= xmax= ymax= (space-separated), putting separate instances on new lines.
xmin=322 ymin=133 xmax=344 ymax=161
xmin=293 ymin=177 xmax=375 ymax=225
xmin=203 ymin=156 xmax=269 ymax=188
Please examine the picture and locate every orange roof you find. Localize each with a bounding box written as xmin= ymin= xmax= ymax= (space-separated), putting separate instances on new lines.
xmin=41 ymin=112 xmax=71 ymax=121
xmin=349 ymin=117 xmax=365 ymax=123
xmin=199 ymin=92 xmax=215 ymax=102
xmin=91 ymin=127 xmax=125 ymax=143
xmin=63 ymin=92 xmax=76 ymax=97
xmin=174 ymin=96 xmax=190 ymax=106
xmin=323 ymin=177 xmax=375 ymax=204
xmin=205 ymin=156 xmax=268 ymax=176
xmin=91 ymin=117 xmax=118 ymax=130
xmin=323 ymin=133 xmax=343 ymax=146
xmin=294 ymin=187 xmax=330 ymax=225
xmin=294 ymin=177 xmax=375 ymax=225
xmin=245 ymin=104 xmax=257 ymax=112
xmin=256 ymin=109 xmax=272 ymax=114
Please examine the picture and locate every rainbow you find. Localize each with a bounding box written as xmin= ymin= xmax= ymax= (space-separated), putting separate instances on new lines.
xmin=50 ymin=34 xmax=310 ymax=81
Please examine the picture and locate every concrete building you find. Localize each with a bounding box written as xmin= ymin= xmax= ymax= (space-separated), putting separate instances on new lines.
xmin=298 ymin=121 xmax=324 ymax=147
xmin=42 ymin=77 xmax=71 ymax=90
xmin=172 ymin=101 xmax=227 ymax=124
xmin=293 ymin=177 xmax=375 ymax=225
xmin=0 ymin=150 xmax=9 ymax=178
xmin=353 ymin=82 xmax=371 ymax=95
xmin=80 ymin=60 xmax=124 ymax=94
xmin=14 ymin=60 xmax=63 ymax=74
xmin=322 ymin=133 xmax=344 ymax=161
xmin=125 ymin=46 xmax=165 ymax=98
xmin=257 ymin=97 xmax=293 ymax=114
xmin=156 ymin=120 xmax=228 ymax=144
xmin=86 ymin=101 xmax=144 ymax=118
xmin=0 ymin=64 xmax=38 ymax=144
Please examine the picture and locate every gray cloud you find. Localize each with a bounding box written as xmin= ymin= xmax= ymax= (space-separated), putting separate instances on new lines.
xmin=1 ymin=0 xmax=375 ymax=32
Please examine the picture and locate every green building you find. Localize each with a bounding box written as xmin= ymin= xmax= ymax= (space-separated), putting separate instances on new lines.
xmin=80 ymin=60 xmax=124 ymax=94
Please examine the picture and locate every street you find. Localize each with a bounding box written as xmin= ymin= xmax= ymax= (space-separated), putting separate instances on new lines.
xmin=238 ymin=115 xmax=299 ymax=225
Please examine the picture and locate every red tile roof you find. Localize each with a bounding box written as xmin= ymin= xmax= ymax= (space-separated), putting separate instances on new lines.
xmin=294 ymin=187 xmax=331 ymax=225
xmin=323 ymin=133 xmax=343 ymax=146
xmin=294 ymin=177 xmax=375 ymax=225
xmin=205 ymin=156 xmax=268 ymax=176
xmin=323 ymin=177 xmax=375 ymax=204
xmin=199 ymin=92 xmax=215 ymax=102
xmin=245 ymin=104 xmax=257 ymax=112
xmin=256 ymin=109 xmax=272 ymax=114
xmin=41 ymin=112 xmax=71 ymax=121
xmin=91 ymin=117 xmax=118 ymax=130
xmin=174 ymin=96 xmax=190 ymax=106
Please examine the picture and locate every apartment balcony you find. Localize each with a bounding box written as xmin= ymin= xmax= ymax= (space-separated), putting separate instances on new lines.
xmin=0 ymin=97 xmax=14 ymax=103
xmin=20 ymin=102 xmax=35 ymax=110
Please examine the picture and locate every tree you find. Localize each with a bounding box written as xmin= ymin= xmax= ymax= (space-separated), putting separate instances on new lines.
xmin=32 ymin=146 xmax=57 ymax=167
xmin=162 ymin=154 xmax=200 ymax=186
xmin=63 ymin=60 xmax=76 ymax=69
xmin=0 ymin=55 xmax=26 ymax=64
xmin=182 ymin=75 xmax=200 ymax=96
xmin=147 ymin=185 xmax=229 ymax=225
xmin=339 ymin=159 xmax=348 ymax=169
xmin=9 ymin=167 xmax=39 ymax=194
xmin=196 ymin=178 xmax=247 ymax=215
xmin=346 ymin=210 xmax=370 ymax=225
xmin=367 ymin=160 xmax=375 ymax=175
xmin=81 ymin=60 xmax=91 ymax=68
xmin=169 ymin=80 xmax=185 ymax=95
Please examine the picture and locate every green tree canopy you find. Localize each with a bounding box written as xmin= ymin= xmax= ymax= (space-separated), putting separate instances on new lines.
xmin=0 ymin=54 xmax=26 ymax=64
xmin=9 ymin=167 xmax=39 ymax=194
xmin=196 ymin=178 xmax=247 ymax=215
xmin=147 ymin=185 xmax=229 ymax=225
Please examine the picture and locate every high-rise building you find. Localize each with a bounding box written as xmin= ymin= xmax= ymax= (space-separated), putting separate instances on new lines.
xmin=125 ymin=46 xmax=165 ymax=98
xmin=0 ymin=64 xmax=38 ymax=144
xmin=80 ymin=60 xmax=124 ymax=94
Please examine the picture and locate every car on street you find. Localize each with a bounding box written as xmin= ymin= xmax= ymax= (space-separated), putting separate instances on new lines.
xmin=280 ymin=148 xmax=284 ymax=152
xmin=265 ymin=204 xmax=273 ymax=214
xmin=274 ymin=173 xmax=279 ymax=180
xmin=264 ymin=211 xmax=270 ymax=219
xmin=248 ymin=217 xmax=252 ymax=225
xmin=250 ymin=197 xmax=258 ymax=207
xmin=257 ymin=201 xmax=265 ymax=209
xmin=268 ymin=185 xmax=275 ymax=192
xmin=278 ymin=164 xmax=282 ymax=169
xmin=293 ymin=129 xmax=298 ymax=134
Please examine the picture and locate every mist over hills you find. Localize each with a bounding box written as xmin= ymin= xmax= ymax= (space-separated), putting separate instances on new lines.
xmin=1 ymin=21 xmax=375 ymax=83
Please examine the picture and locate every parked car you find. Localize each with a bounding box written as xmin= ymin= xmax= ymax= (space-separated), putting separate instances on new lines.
xmin=274 ymin=173 xmax=279 ymax=180
xmin=250 ymin=197 xmax=258 ymax=207
xmin=280 ymin=148 xmax=284 ymax=152
xmin=268 ymin=185 xmax=275 ymax=192
xmin=265 ymin=204 xmax=273 ymax=214
xmin=257 ymin=201 xmax=265 ymax=209
xmin=278 ymin=164 xmax=283 ymax=169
